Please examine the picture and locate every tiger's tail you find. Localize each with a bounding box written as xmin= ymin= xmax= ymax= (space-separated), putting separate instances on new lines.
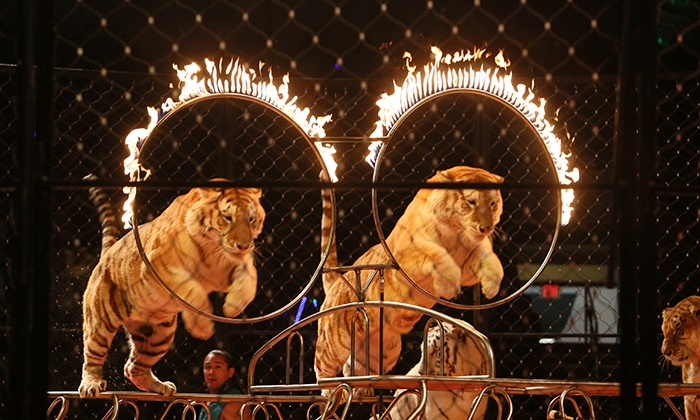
xmin=320 ymin=173 xmax=341 ymax=292
xmin=84 ymin=174 xmax=119 ymax=259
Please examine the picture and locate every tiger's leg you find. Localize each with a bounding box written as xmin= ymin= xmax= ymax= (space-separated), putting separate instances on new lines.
xmin=123 ymin=316 xmax=177 ymax=395
xmin=222 ymin=260 xmax=257 ymax=318
xmin=345 ymin=331 xmax=402 ymax=373
xmin=462 ymin=240 xmax=503 ymax=299
xmin=314 ymin=322 xmax=350 ymax=397
xmin=399 ymin=244 xmax=462 ymax=300
xmin=174 ymin=280 xmax=215 ymax=340
xmin=79 ymin=295 xmax=120 ymax=398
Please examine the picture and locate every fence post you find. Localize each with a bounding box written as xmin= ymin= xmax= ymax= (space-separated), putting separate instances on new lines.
xmin=615 ymin=0 xmax=658 ymax=418
xmin=11 ymin=0 xmax=54 ymax=419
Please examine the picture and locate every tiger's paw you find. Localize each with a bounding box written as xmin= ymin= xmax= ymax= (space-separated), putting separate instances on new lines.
xmin=181 ymin=310 xmax=215 ymax=340
xmin=353 ymin=387 xmax=374 ymax=398
xmin=223 ymin=300 xmax=247 ymax=319
xmin=78 ymin=376 xmax=107 ymax=398
xmin=477 ymin=254 xmax=503 ymax=299
xmin=432 ymin=265 xmax=462 ymax=300
xmin=150 ymin=380 xmax=177 ymax=396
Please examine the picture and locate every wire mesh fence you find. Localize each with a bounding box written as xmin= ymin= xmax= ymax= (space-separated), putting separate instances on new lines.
xmin=1 ymin=0 xmax=699 ymax=419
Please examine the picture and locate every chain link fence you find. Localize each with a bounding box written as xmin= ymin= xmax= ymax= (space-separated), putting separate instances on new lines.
xmin=1 ymin=0 xmax=699 ymax=418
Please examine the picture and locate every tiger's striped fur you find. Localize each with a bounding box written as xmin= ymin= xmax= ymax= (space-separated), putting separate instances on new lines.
xmin=383 ymin=322 xmax=488 ymax=420
xmin=79 ymin=179 xmax=265 ymax=398
xmin=315 ymin=166 xmax=503 ymax=394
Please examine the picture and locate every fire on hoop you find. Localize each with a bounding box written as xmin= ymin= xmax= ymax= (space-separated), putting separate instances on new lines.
xmin=120 ymin=57 xmax=333 ymax=228
xmin=365 ymin=46 xmax=579 ymax=225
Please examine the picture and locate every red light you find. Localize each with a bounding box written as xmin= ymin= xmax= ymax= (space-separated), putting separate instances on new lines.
xmin=542 ymin=284 xmax=559 ymax=298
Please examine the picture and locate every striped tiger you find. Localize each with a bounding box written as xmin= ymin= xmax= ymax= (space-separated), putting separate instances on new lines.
xmin=315 ymin=166 xmax=504 ymax=396
xmin=78 ymin=177 xmax=265 ymax=397
xmin=381 ymin=322 xmax=488 ymax=420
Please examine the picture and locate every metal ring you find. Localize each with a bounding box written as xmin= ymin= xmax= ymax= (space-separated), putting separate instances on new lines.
xmin=371 ymin=88 xmax=562 ymax=310
xmin=130 ymin=93 xmax=336 ymax=324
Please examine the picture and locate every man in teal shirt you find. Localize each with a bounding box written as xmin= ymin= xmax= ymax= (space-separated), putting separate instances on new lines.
xmin=197 ymin=350 xmax=244 ymax=420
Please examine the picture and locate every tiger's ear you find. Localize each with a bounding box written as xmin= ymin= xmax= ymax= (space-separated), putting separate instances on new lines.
xmin=244 ymin=188 xmax=262 ymax=199
xmin=433 ymin=170 xmax=453 ymax=183
xmin=686 ymin=296 xmax=700 ymax=318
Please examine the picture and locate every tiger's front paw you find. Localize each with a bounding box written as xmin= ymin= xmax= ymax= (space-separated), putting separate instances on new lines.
xmin=181 ymin=310 xmax=215 ymax=340
xmin=150 ymin=380 xmax=177 ymax=396
xmin=79 ymin=376 xmax=107 ymax=398
xmin=478 ymin=254 xmax=504 ymax=299
xmin=432 ymin=264 xmax=462 ymax=300
xmin=223 ymin=300 xmax=247 ymax=319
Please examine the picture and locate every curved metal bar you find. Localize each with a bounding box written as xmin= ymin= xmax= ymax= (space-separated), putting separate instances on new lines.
xmin=100 ymin=394 xmax=120 ymax=420
xmin=101 ymin=396 xmax=140 ymax=420
xmin=349 ymin=307 xmax=371 ymax=376
xmin=371 ymin=88 xmax=562 ymax=311
xmin=405 ymin=380 xmax=428 ymax=420
xmin=285 ymin=331 xmax=305 ymax=385
xmin=306 ymin=401 xmax=339 ymax=420
xmin=46 ymin=396 xmax=69 ymax=420
xmin=247 ymin=300 xmax=495 ymax=389
xmin=320 ymin=384 xmax=353 ymax=420
xmin=471 ymin=384 xmax=513 ymax=420
xmin=246 ymin=401 xmax=284 ymax=420
xmin=129 ymin=93 xmax=336 ymax=325
xmin=250 ymin=403 xmax=270 ymax=420
xmin=179 ymin=402 xmax=198 ymax=420
xmin=547 ymin=387 xmax=595 ymax=420
xmin=372 ymin=389 xmax=421 ymax=420
xmin=189 ymin=401 xmax=211 ymax=420
xmin=158 ymin=398 xmax=197 ymax=420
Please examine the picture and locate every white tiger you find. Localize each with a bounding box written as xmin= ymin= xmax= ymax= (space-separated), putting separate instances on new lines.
xmin=379 ymin=322 xmax=489 ymax=420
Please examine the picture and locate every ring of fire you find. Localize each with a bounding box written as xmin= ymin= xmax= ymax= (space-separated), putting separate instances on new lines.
xmin=122 ymin=57 xmax=336 ymax=324
xmin=365 ymin=47 xmax=579 ymax=310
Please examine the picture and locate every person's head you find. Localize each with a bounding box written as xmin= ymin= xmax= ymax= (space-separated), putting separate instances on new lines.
xmin=202 ymin=350 xmax=235 ymax=394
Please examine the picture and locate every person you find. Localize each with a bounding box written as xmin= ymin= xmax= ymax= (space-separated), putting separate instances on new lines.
xmin=197 ymin=350 xmax=247 ymax=420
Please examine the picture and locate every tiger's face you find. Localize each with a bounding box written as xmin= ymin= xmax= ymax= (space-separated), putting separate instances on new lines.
xmin=418 ymin=323 xmax=485 ymax=377
xmin=186 ymin=182 xmax=266 ymax=256
xmin=661 ymin=301 xmax=700 ymax=366
xmin=432 ymin=166 xmax=504 ymax=239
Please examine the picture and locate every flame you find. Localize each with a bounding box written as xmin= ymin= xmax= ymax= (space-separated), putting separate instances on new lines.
xmin=120 ymin=56 xmax=332 ymax=228
xmin=367 ymin=46 xmax=578 ymax=225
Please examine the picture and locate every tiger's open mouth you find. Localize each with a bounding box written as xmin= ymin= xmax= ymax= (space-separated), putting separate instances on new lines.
xmin=666 ymin=354 xmax=689 ymax=366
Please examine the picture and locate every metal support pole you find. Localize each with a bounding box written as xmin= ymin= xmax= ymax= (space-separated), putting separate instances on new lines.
xmin=11 ymin=0 xmax=54 ymax=418
xmin=615 ymin=0 xmax=658 ymax=418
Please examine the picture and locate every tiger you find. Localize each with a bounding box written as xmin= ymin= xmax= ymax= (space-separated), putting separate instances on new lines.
xmin=315 ymin=165 xmax=504 ymax=396
xmin=379 ymin=322 xmax=489 ymax=420
xmin=78 ymin=177 xmax=265 ymax=398
xmin=661 ymin=295 xmax=700 ymax=420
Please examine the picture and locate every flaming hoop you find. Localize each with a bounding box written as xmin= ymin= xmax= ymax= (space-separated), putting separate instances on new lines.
xmin=120 ymin=57 xmax=333 ymax=228
xmin=366 ymin=46 xmax=579 ymax=226
xmin=118 ymin=55 xmax=336 ymax=324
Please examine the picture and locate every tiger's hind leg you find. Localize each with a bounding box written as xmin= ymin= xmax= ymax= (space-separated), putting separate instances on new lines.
xmin=79 ymin=300 xmax=120 ymax=398
xmin=314 ymin=325 xmax=351 ymax=398
xmin=123 ymin=316 xmax=177 ymax=395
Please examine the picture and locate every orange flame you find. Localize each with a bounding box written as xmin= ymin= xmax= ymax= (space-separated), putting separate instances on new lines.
xmin=367 ymin=46 xmax=579 ymax=225
xmin=120 ymin=56 xmax=332 ymax=228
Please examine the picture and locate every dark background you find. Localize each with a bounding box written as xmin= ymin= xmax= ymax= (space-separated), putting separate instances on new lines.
xmin=2 ymin=0 xmax=699 ymax=418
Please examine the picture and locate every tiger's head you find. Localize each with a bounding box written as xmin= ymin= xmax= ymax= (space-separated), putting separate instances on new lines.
xmin=418 ymin=323 xmax=486 ymax=377
xmin=428 ymin=166 xmax=504 ymax=239
xmin=661 ymin=296 xmax=700 ymax=367
xmin=184 ymin=180 xmax=266 ymax=257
